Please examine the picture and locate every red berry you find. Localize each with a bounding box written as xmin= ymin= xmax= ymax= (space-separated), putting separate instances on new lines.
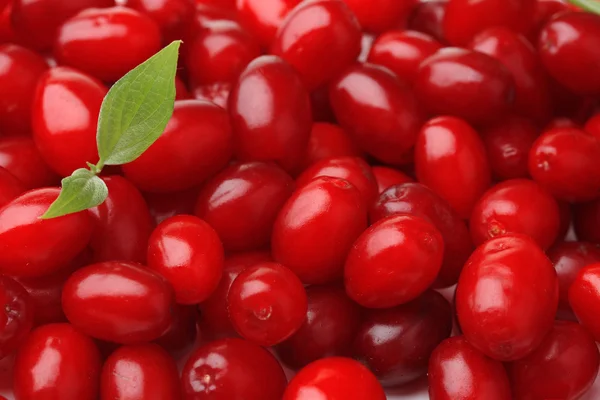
xmin=123 ymin=100 xmax=233 ymax=192
xmin=341 ymin=0 xmax=416 ymax=33
xmin=271 ymin=0 xmax=362 ymax=90
xmin=153 ymin=304 xmax=197 ymax=352
xmin=456 ymin=234 xmax=558 ymax=361
xmin=407 ymin=0 xmax=447 ymax=43
xmin=175 ymin=76 xmax=191 ymax=100
xmin=345 ymin=214 xmax=444 ymax=308
xmin=228 ymin=261 xmax=307 ymax=346
xmin=147 ymin=215 xmax=224 ymax=305
xmin=62 ymin=261 xmax=175 ymax=344
xmin=531 ymin=0 xmax=569 ymax=40
xmin=569 ymin=263 xmax=600 ymax=342
xmin=181 ymin=338 xmax=287 ymax=400
xmin=584 ymin=113 xmax=600 ymax=140
xmin=272 ymin=177 xmax=367 ymax=284
xmin=283 ymin=357 xmax=387 ymax=400
xmin=573 ymin=199 xmax=600 ymax=244
xmin=508 ymin=321 xmax=600 ymax=400
xmin=100 ymin=344 xmax=181 ymax=400
xmin=144 ymin=186 xmax=200 ymax=226
xmin=371 ymin=166 xmax=414 ymax=194
xmin=428 ymin=336 xmax=512 ymax=400
xmin=192 ymin=81 xmax=231 ymax=109
xmin=0 ymin=167 xmax=24 ymax=209
xmin=229 ymin=55 xmax=312 ymax=174
xmin=415 ymin=116 xmax=491 ymax=219
xmin=353 ymin=290 xmax=452 ymax=387
xmin=329 ymin=63 xmax=424 ymax=165
xmin=0 ymin=276 xmax=33 ymax=359
xmin=0 ymin=137 xmax=59 ymax=189
xmin=236 ymin=0 xmax=302 ymax=47
xmin=14 ymin=323 xmax=101 ymax=400
xmin=303 ymin=122 xmax=362 ymax=169
xmin=127 ymin=0 xmax=195 ymax=42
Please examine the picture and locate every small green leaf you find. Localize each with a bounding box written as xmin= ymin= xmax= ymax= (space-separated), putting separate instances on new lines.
xmin=568 ymin=0 xmax=600 ymax=14
xmin=96 ymin=40 xmax=181 ymax=166
xmin=41 ymin=169 xmax=108 ymax=219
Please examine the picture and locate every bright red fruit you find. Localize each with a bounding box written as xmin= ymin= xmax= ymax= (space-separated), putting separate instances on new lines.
xmin=0 ymin=167 xmax=24 ymax=208
xmin=303 ymin=122 xmax=362 ymax=168
xmin=456 ymin=234 xmax=558 ymax=361
xmin=0 ymin=188 xmax=93 ymax=277
xmin=271 ymin=0 xmax=362 ymax=90
xmin=329 ymin=63 xmax=424 ymax=165
xmin=127 ymin=0 xmax=195 ymax=42
xmin=408 ymin=0 xmax=447 ymax=43
xmin=62 ymin=261 xmax=175 ymax=344
xmin=195 ymin=162 xmax=294 ymax=252
xmin=283 ymin=357 xmax=387 ymax=400
xmin=181 ymin=338 xmax=287 ymax=400
xmin=0 ymin=276 xmax=33 ymax=360
xmin=272 ymin=177 xmax=367 ymax=284
xmin=342 ymin=0 xmax=415 ymax=33
xmin=573 ymin=199 xmax=600 ymax=244
xmin=147 ymin=215 xmax=224 ymax=305
xmin=14 ymin=323 xmax=101 ymax=400
xmin=371 ymin=166 xmax=414 ymax=193
xmin=236 ymin=0 xmax=301 ymax=46
xmin=508 ymin=321 xmax=600 ymax=400
xmin=32 ymin=67 xmax=107 ymax=177
xmin=228 ymin=262 xmax=307 ymax=346
xmin=101 ymin=344 xmax=181 ymax=400
xmin=569 ymin=263 xmax=600 ymax=342
xmin=345 ymin=214 xmax=444 ymax=308
xmin=192 ymin=81 xmax=231 ymax=109
xmin=428 ymin=336 xmax=512 ymax=400
xmin=123 ymin=100 xmax=233 ymax=192
xmin=415 ymin=116 xmax=491 ymax=219
xmin=585 ymin=113 xmax=600 ymax=140
xmin=0 ymin=137 xmax=59 ymax=189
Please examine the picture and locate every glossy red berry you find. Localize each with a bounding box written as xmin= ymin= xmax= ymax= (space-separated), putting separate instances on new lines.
xmin=62 ymin=261 xmax=175 ymax=344
xmin=341 ymin=0 xmax=415 ymax=33
xmin=32 ymin=67 xmax=107 ymax=177
xmin=371 ymin=166 xmax=414 ymax=194
xmin=456 ymin=234 xmax=558 ymax=361
xmin=368 ymin=30 xmax=442 ymax=84
xmin=0 ymin=167 xmax=24 ymax=209
xmin=101 ymin=343 xmax=181 ymax=400
xmin=443 ymin=0 xmax=535 ymax=46
xmin=345 ymin=214 xmax=444 ymax=308
xmin=192 ymin=81 xmax=231 ymax=109
xmin=415 ymin=116 xmax=491 ymax=219
xmin=531 ymin=0 xmax=569 ymax=40
xmin=195 ymin=162 xmax=294 ymax=252
xmin=508 ymin=321 xmax=600 ymax=400
xmin=123 ymin=100 xmax=233 ymax=192
xmin=0 ymin=276 xmax=33 ymax=360
xmin=573 ymin=199 xmax=600 ymax=244
xmin=271 ymin=0 xmax=362 ymax=90
xmin=584 ymin=113 xmax=600 ymax=141
xmin=528 ymin=127 xmax=600 ymax=202
xmin=329 ymin=63 xmax=424 ymax=165
xmin=569 ymin=263 xmax=600 ymax=342
xmin=407 ymin=0 xmax=447 ymax=43
xmin=353 ymin=290 xmax=452 ymax=387
xmin=303 ymin=122 xmax=362 ymax=169
xmin=228 ymin=262 xmax=307 ymax=346
xmin=428 ymin=336 xmax=512 ymax=400
xmin=127 ymin=0 xmax=195 ymax=42
xmin=236 ymin=0 xmax=302 ymax=47
xmin=272 ymin=177 xmax=367 ymax=284
xmin=0 ymin=137 xmax=59 ymax=189
xmin=0 ymin=188 xmax=93 ymax=277
xmin=147 ymin=215 xmax=224 ymax=305
xmin=182 ymin=338 xmax=287 ymax=399
xmin=144 ymin=187 xmax=200 ymax=226
xmin=283 ymin=357 xmax=387 ymax=400
xmin=14 ymin=323 xmax=101 ymax=400
xmin=415 ymin=48 xmax=515 ymax=125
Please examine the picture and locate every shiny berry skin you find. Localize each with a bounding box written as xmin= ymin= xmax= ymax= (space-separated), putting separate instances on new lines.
xmin=272 ymin=177 xmax=367 ymax=284
xmin=271 ymin=0 xmax=362 ymax=90
xmin=62 ymin=261 xmax=175 ymax=344
xmin=229 ymin=55 xmax=312 ymax=174
xmin=469 ymin=28 xmax=551 ymax=123
xmin=539 ymin=12 xmax=600 ymax=95
xmin=415 ymin=116 xmax=491 ymax=219
xmin=89 ymin=176 xmax=153 ymax=264
xmin=585 ymin=113 xmax=600 ymax=141
xmin=123 ymin=100 xmax=233 ymax=192
xmin=276 ymin=284 xmax=361 ymax=369
xmin=0 ymin=137 xmax=59 ymax=189
xmin=186 ymin=20 xmax=261 ymax=86
xmin=236 ymin=0 xmax=301 ymax=47
xmin=147 ymin=215 xmax=224 ymax=305
xmin=569 ymin=263 xmax=600 ymax=342
xmin=481 ymin=116 xmax=539 ymax=181
xmin=32 ymin=67 xmax=107 ymax=177
xmin=470 ymin=179 xmax=560 ymax=250
xmin=428 ymin=336 xmax=512 ymax=400
xmin=345 ymin=214 xmax=444 ymax=308
xmin=353 ymin=290 xmax=452 ymax=387
xmin=228 ymin=261 xmax=307 ymax=346
xmin=531 ymin=0 xmax=569 ymax=40
xmin=0 ymin=276 xmax=33 ymax=360
xmin=303 ymin=122 xmax=362 ymax=169
xmin=415 ymin=48 xmax=514 ymax=125
xmin=195 ymin=162 xmax=294 ymax=252
xmin=528 ymin=127 xmax=600 ymax=202
xmin=341 ymin=0 xmax=415 ymax=33
xmin=443 ymin=0 xmax=535 ymax=46
xmin=127 ymin=0 xmax=195 ymax=42
xmin=192 ymin=81 xmax=231 ymax=109
xmin=407 ymin=0 xmax=447 ymax=43
xmin=283 ymin=357 xmax=386 ymax=400
xmin=0 ymin=44 xmax=48 ymax=134
xmin=0 ymin=167 xmax=24 ymax=209
xmin=456 ymin=234 xmax=558 ymax=361
xmin=371 ymin=166 xmax=413 ymax=193
xmin=508 ymin=321 xmax=600 ymax=400
xmin=368 ymin=30 xmax=442 ymax=84
xmin=144 ymin=187 xmax=200 ymax=226
xmin=573 ymin=199 xmax=600 ymax=244
xmin=370 ymin=183 xmax=473 ymax=288
xmin=14 ymin=323 xmax=101 ymax=400
xmin=329 ymin=63 xmax=424 ymax=165
xmin=100 ymin=343 xmax=181 ymax=400
xmin=0 ymin=188 xmax=93 ymax=277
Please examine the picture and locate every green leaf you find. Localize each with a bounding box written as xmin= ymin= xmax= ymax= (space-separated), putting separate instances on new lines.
xmin=96 ymin=40 xmax=181 ymax=166
xmin=568 ymin=0 xmax=600 ymax=14
xmin=41 ymin=169 xmax=108 ymax=219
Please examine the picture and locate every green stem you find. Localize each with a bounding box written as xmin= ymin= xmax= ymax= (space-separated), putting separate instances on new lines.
xmin=568 ymin=0 xmax=600 ymax=14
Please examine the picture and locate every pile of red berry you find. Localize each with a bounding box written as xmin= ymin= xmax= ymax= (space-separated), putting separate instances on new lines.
xmin=1 ymin=0 xmax=600 ymax=399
